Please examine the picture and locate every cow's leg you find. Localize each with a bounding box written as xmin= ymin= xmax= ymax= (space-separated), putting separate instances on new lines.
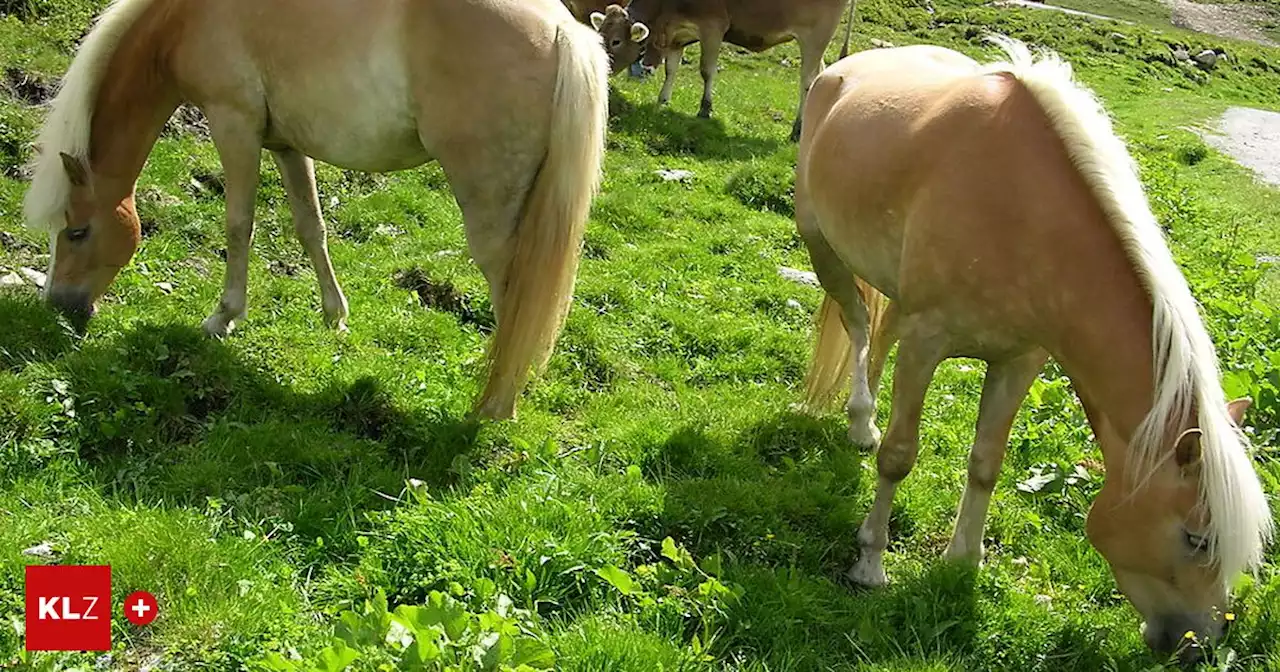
xmin=791 ymin=17 xmax=842 ymax=142
xmin=657 ymin=46 xmax=683 ymax=106
xmin=696 ymin=30 xmax=725 ymax=118
xmin=271 ymin=148 xmax=349 ymax=332
xmin=943 ymin=349 xmax=1047 ymax=564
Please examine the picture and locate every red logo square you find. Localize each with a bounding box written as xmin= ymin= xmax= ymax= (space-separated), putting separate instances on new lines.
xmin=24 ymin=565 xmax=112 ymax=651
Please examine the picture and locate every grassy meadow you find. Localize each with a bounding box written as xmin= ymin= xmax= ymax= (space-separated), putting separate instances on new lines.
xmin=3 ymin=0 xmax=1280 ymax=670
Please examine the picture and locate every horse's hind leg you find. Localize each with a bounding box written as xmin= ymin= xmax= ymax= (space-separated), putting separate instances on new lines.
xmin=943 ymin=349 xmax=1047 ymax=564
xmin=848 ymin=315 xmax=949 ymax=587
xmin=270 ymin=148 xmax=349 ymax=332
xmin=433 ymin=138 xmax=546 ymax=418
xmin=798 ymin=209 xmax=878 ymax=448
xmin=202 ymin=108 xmax=265 ymax=338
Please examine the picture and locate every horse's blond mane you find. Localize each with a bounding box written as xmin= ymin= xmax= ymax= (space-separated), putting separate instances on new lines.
xmin=23 ymin=0 xmax=160 ymax=232
xmin=978 ymin=35 xmax=1272 ymax=584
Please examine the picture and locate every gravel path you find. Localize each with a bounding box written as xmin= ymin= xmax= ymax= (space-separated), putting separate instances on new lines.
xmin=1163 ymin=0 xmax=1278 ymax=46
xmin=1200 ymin=107 xmax=1280 ymax=188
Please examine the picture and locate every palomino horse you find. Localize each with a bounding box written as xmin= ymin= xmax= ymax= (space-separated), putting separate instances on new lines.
xmin=23 ymin=0 xmax=610 ymax=420
xmin=796 ymin=37 xmax=1271 ymax=660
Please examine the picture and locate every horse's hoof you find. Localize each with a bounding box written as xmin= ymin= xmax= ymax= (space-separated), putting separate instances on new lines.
xmin=471 ymin=397 xmax=517 ymax=422
xmin=324 ymin=309 xmax=349 ymax=333
xmin=697 ymin=104 xmax=712 ymax=118
xmin=848 ymin=422 xmax=881 ymax=451
xmin=201 ymin=314 xmax=235 ymax=339
xmin=846 ymin=556 xmax=889 ymax=588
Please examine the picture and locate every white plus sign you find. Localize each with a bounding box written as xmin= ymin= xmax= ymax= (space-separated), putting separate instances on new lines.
xmin=131 ymin=599 xmax=151 ymax=618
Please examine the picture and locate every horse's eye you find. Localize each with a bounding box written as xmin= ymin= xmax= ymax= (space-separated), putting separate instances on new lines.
xmin=1184 ymin=530 xmax=1209 ymax=553
xmin=65 ymin=227 xmax=90 ymax=242
xmin=611 ymin=39 xmax=621 ymax=48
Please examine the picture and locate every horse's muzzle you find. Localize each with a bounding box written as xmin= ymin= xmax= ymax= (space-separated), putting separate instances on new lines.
xmin=1142 ymin=615 xmax=1220 ymax=667
xmin=46 ymin=285 xmax=96 ymax=330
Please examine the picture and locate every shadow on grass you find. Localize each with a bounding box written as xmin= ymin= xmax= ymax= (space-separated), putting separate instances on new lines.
xmin=0 ymin=289 xmax=79 ymax=370
xmin=607 ymin=86 xmax=781 ymax=160
xmin=0 ymin=293 xmax=480 ymax=557
xmin=638 ymin=411 xmax=1156 ymax=670
xmin=641 ymin=410 xmax=866 ymax=575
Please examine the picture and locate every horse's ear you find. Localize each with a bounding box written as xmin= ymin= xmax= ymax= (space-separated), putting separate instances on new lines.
xmin=590 ymin=11 xmax=605 ymax=29
xmin=59 ymin=152 xmax=90 ymax=187
xmin=1226 ymin=398 xmax=1251 ymax=426
xmin=630 ymin=22 xmax=649 ymax=42
xmin=1175 ymin=427 xmax=1203 ymax=468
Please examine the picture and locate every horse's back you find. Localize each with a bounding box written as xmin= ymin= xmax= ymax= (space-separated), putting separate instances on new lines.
xmin=799 ymin=44 xmax=1091 ymax=347
xmin=168 ymin=0 xmax=580 ymax=171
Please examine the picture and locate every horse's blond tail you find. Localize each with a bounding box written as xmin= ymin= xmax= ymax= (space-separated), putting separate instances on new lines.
xmin=472 ymin=21 xmax=609 ymax=420
xmin=801 ymin=277 xmax=893 ymax=410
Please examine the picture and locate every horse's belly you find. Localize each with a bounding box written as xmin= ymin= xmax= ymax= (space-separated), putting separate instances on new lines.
xmin=263 ymin=104 xmax=429 ymax=173
xmin=257 ymin=34 xmax=431 ymax=172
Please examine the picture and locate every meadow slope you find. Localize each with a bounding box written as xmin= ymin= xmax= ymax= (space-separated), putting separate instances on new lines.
xmin=2 ymin=0 xmax=1280 ymax=670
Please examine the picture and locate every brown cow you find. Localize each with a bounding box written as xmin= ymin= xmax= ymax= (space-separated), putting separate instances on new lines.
xmin=590 ymin=0 xmax=856 ymax=140
xmin=564 ymin=0 xmax=652 ymax=74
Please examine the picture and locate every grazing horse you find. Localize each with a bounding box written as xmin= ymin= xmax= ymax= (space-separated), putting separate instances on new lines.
xmin=796 ymin=37 xmax=1272 ymax=661
xmin=590 ymin=0 xmax=857 ymax=141
xmin=22 ymin=0 xmax=610 ymax=420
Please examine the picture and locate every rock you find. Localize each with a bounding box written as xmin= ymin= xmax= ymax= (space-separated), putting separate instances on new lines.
xmin=22 ymin=542 xmax=57 ymax=559
xmin=155 ymin=281 xmax=174 ymax=294
xmin=870 ymin=38 xmax=895 ymax=49
xmin=19 ymin=267 xmax=46 ymax=288
xmin=786 ymin=298 xmax=804 ymax=311
xmin=655 ymin=168 xmax=694 ymax=183
xmin=374 ymin=223 xmax=404 ymax=237
xmin=778 ymin=266 xmax=819 ymax=287
xmin=1194 ymin=49 xmax=1218 ymax=70
xmin=1172 ymin=47 xmax=1190 ymax=62
xmin=1 ymin=271 xmax=23 ymax=287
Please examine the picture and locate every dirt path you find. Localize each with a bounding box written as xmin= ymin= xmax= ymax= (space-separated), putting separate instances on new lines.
xmin=1200 ymin=107 xmax=1280 ymax=188
xmin=1162 ymin=0 xmax=1278 ymax=46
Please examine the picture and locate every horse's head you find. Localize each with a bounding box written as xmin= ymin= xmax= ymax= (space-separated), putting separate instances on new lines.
xmin=44 ymin=152 xmax=141 ymax=327
xmin=589 ymin=3 xmax=649 ymax=75
xmin=1085 ymin=398 xmax=1254 ymax=663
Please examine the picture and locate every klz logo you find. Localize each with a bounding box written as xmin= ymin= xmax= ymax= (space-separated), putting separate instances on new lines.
xmin=25 ymin=565 xmax=111 ymax=651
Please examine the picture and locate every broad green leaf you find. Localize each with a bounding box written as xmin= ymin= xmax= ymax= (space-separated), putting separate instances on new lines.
xmin=661 ymin=536 xmax=680 ymax=563
xmin=399 ymin=636 xmax=442 ymax=668
xmin=511 ymin=639 xmax=556 ymax=669
xmin=596 ymin=565 xmax=638 ymax=596
xmin=314 ymin=641 xmax=359 ymax=672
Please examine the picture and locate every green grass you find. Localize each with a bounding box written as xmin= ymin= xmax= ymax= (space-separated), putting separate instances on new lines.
xmin=3 ymin=0 xmax=1280 ymax=670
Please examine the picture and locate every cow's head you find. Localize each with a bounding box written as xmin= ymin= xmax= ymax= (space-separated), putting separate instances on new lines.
xmin=590 ymin=3 xmax=649 ymax=74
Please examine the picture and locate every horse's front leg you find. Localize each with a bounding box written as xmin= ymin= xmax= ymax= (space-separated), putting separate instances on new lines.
xmin=943 ymin=349 xmax=1047 ymax=564
xmin=271 ymin=148 xmax=349 ymax=332
xmin=202 ymin=109 xmax=264 ymax=338
xmin=848 ymin=316 xmax=949 ymax=587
